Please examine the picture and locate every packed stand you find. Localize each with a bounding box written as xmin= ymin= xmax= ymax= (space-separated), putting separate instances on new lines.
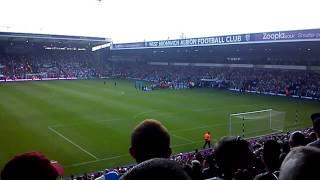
xmin=0 ymin=51 xmax=110 ymax=80
xmin=112 ymin=63 xmax=320 ymax=100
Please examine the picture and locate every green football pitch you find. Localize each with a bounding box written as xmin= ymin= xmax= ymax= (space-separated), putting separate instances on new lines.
xmin=0 ymin=79 xmax=319 ymax=176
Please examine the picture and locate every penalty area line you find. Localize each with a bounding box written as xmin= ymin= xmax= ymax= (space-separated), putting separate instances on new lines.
xmin=48 ymin=126 xmax=99 ymax=160
xmin=171 ymin=140 xmax=203 ymax=148
xmin=67 ymin=141 xmax=205 ymax=168
xmin=66 ymin=139 xmax=217 ymax=168
xmin=171 ymin=138 xmax=217 ymax=148
xmin=171 ymin=134 xmax=194 ymax=143
xmin=65 ymin=154 xmax=130 ymax=168
xmin=49 ymin=118 xmax=122 ymax=128
xmin=133 ymin=110 xmax=159 ymax=119
xmin=171 ymin=122 xmax=227 ymax=133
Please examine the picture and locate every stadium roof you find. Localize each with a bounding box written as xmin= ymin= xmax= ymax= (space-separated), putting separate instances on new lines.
xmin=111 ymin=29 xmax=320 ymax=50
xmin=111 ymin=29 xmax=320 ymax=63
xmin=0 ymin=32 xmax=111 ymax=47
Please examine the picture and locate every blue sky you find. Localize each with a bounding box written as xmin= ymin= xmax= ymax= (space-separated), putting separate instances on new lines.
xmin=0 ymin=0 xmax=319 ymax=43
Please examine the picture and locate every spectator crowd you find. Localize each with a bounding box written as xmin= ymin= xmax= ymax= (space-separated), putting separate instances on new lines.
xmin=0 ymin=51 xmax=110 ymax=80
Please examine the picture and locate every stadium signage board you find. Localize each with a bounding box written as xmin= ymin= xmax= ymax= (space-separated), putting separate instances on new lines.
xmin=147 ymin=35 xmax=242 ymax=47
xmin=112 ymin=29 xmax=320 ymax=49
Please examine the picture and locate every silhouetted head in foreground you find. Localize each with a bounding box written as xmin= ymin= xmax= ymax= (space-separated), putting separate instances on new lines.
xmin=120 ymin=158 xmax=191 ymax=180
xmin=214 ymin=136 xmax=254 ymax=180
xmin=289 ymin=131 xmax=306 ymax=148
xmin=311 ymin=113 xmax=320 ymax=135
xmin=263 ymin=139 xmax=281 ymax=172
xmin=130 ymin=119 xmax=171 ymax=163
xmin=279 ymin=146 xmax=320 ymax=180
xmin=1 ymin=151 xmax=64 ymax=180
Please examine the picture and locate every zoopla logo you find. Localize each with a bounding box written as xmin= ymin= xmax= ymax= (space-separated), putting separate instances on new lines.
xmin=262 ymin=32 xmax=294 ymax=41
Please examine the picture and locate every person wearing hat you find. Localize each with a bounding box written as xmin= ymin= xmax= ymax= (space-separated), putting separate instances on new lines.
xmin=307 ymin=113 xmax=320 ymax=148
xmin=1 ymin=151 xmax=64 ymax=180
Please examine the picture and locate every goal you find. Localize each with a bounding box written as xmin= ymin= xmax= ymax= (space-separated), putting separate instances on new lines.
xmin=25 ymin=73 xmax=47 ymax=80
xmin=229 ymin=109 xmax=285 ymax=137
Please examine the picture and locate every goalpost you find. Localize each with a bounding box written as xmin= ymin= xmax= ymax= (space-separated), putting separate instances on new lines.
xmin=229 ymin=109 xmax=286 ymax=137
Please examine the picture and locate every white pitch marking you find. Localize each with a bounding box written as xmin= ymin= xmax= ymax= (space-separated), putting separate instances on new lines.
xmin=66 ymin=154 xmax=130 ymax=167
xmin=171 ymin=134 xmax=194 ymax=143
xmin=67 ymin=140 xmax=202 ymax=168
xmin=66 ymin=140 xmax=207 ymax=168
xmin=133 ymin=110 xmax=158 ymax=119
xmin=50 ymin=118 xmax=122 ymax=128
xmin=171 ymin=140 xmax=203 ymax=148
xmin=48 ymin=127 xmax=99 ymax=160
xmin=171 ymin=122 xmax=227 ymax=133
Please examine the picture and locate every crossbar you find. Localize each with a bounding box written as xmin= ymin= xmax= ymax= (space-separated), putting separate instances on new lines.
xmin=230 ymin=109 xmax=273 ymax=116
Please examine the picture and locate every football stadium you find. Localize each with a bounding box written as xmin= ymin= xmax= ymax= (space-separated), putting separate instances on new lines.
xmin=1 ymin=1 xmax=320 ymax=179
xmin=1 ymin=29 xmax=320 ymax=179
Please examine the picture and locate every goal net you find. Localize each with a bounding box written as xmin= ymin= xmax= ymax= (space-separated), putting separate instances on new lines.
xmin=229 ymin=109 xmax=285 ymax=138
